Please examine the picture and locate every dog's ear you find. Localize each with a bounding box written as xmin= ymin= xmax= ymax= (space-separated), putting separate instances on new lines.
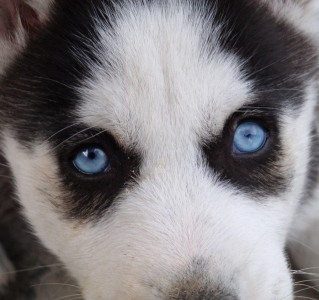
xmin=0 ymin=0 xmax=52 ymax=73
xmin=0 ymin=0 xmax=52 ymax=41
xmin=261 ymin=0 xmax=319 ymax=45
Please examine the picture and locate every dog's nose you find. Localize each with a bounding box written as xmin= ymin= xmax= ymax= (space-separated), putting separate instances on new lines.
xmin=165 ymin=275 xmax=236 ymax=299
xmin=165 ymin=284 xmax=236 ymax=300
xmin=163 ymin=258 xmax=237 ymax=299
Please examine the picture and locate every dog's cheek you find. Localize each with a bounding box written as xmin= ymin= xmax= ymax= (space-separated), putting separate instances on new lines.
xmin=1 ymin=132 xmax=296 ymax=299
xmin=59 ymin=175 xmax=294 ymax=299
xmin=279 ymin=82 xmax=318 ymax=207
xmin=1 ymin=134 xmax=84 ymax=264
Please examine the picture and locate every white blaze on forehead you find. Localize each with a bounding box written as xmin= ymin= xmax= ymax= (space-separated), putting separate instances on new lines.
xmin=78 ymin=2 xmax=253 ymax=155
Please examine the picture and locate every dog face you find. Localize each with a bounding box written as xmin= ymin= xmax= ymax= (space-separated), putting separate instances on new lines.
xmin=0 ymin=0 xmax=319 ymax=299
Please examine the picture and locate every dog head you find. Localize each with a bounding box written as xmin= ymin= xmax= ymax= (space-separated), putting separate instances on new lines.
xmin=0 ymin=0 xmax=319 ymax=299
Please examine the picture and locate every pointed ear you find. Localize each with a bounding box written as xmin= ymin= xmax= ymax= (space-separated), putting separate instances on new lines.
xmin=0 ymin=0 xmax=52 ymax=41
xmin=261 ymin=0 xmax=319 ymax=45
xmin=0 ymin=0 xmax=52 ymax=73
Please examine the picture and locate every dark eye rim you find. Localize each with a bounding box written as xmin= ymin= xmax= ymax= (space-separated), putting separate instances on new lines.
xmin=202 ymin=106 xmax=284 ymax=196
xmin=50 ymin=126 xmax=141 ymax=221
xmin=54 ymin=128 xmax=139 ymax=183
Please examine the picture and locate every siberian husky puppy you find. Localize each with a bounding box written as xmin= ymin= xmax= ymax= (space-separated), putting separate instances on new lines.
xmin=0 ymin=0 xmax=319 ymax=299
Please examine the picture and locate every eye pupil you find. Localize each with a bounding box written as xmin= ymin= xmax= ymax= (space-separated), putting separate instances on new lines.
xmin=88 ymin=151 xmax=96 ymax=160
xmin=73 ymin=147 xmax=110 ymax=175
xmin=244 ymin=131 xmax=251 ymax=138
xmin=233 ymin=122 xmax=267 ymax=154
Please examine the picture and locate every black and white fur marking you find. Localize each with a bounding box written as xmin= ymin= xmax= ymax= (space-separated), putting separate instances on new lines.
xmin=0 ymin=0 xmax=319 ymax=299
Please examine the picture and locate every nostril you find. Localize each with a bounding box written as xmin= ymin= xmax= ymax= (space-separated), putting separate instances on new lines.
xmin=164 ymin=258 xmax=237 ymax=299
xmin=165 ymin=278 xmax=236 ymax=300
xmin=167 ymin=288 xmax=229 ymax=300
xmin=166 ymin=284 xmax=236 ymax=300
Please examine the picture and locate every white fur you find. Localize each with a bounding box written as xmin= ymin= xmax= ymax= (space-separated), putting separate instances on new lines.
xmin=79 ymin=3 xmax=254 ymax=153
xmin=1 ymin=0 xmax=319 ymax=299
xmin=288 ymin=84 xmax=319 ymax=284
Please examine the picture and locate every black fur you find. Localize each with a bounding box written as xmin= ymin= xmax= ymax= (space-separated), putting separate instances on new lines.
xmin=202 ymin=101 xmax=288 ymax=197
xmin=56 ymin=127 xmax=140 ymax=221
xmin=202 ymin=0 xmax=317 ymax=196
xmin=0 ymin=0 xmax=317 ymax=221
xmin=213 ymin=0 xmax=317 ymax=100
xmin=0 ymin=0 xmax=134 ymax=221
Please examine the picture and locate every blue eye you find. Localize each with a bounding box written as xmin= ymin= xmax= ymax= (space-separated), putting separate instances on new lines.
xmin=73 ymin=147 xmax=110 ymax=175
xmin=233 ymin=122 xmax=267 ymax=154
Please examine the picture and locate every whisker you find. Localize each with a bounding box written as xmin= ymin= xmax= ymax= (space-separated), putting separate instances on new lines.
xmin=34 ymin=77 xmax=77 ymax=90
xmin=292 ymin=267 xmax=319 ymax=272
xmin=0 ymin=174 xmax=15 ymax=180
xmin=44 ymin=122 xmax=84 ymax=143
xmin=31 ymin=282 xmax=80 ymax=289
xmin=47 ymin=127 xmax=98 ymax=154
xmin=294 ymin=296 xmax=318 ymax=300
xmin=289 ymin=238 xmax=319 ymax=257
xmin=258 ymin=88 xmax=302 ymax=93
xmin=74 ymin=129 xmax=108 ymax=145
xmin=0 ymin=263 xmax=64 ymax=276
xmin=293 ymin=270 xmax=319 ymax=277
xmin=65 ymin=297 xmax=83 ymax=300
xmin=53 ymin=293 xmax=83 ymax=300
xmin=294 ymin=271 xmax=319 ymax=279
xmin=0 ymin=163 xmax=10 ymax=168
xmin=248 ymin=54 xmax=298 ymax=78
xmin=294 ymin=278 xmax=319 ymax=285
xmin=294 ymin=283 xmax=319 ymax=293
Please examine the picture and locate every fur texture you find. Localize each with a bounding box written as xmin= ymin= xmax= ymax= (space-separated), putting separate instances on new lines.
xmin=0 ymin=0 xmax=319 ymax=299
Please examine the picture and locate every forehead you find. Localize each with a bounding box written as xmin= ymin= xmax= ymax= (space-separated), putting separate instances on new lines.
xmin=1 ymin=0 xmax=316 ymax=222
xmin=1 ymin=0 xmax=314 ymax=145
xmin=78 ymin=2 xmax=253 ymax=152
xmin=76 ymin=0 xmax=313 ymax=151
